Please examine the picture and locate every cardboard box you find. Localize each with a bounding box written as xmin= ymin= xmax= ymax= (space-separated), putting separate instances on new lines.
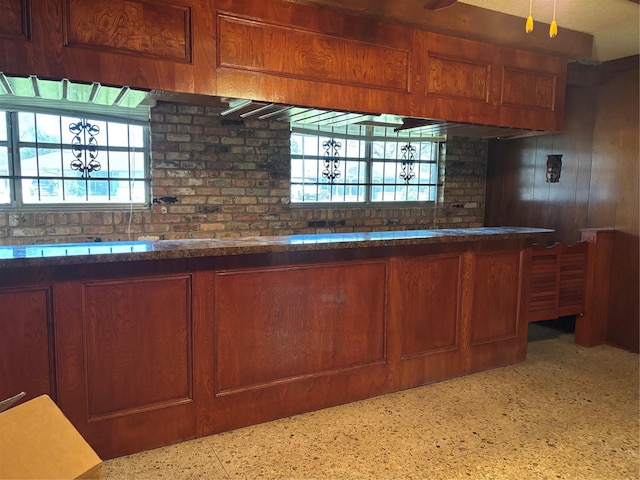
xmin=0 ymin=395 xmax=102 ymax=479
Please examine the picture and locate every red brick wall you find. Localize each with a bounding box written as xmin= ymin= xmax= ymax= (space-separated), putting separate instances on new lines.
xmin=0 ymin=101 xmax=487 ymax=245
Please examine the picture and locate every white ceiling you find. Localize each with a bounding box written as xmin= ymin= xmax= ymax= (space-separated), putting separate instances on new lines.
xmin=459 ymin=0 xmax=639 ymax=61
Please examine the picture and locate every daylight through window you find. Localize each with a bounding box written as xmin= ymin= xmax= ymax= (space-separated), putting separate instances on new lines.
xmin=290 ymin=124 xmax=442 ymax=204
xmin=0 ymin=110 xmax=149 ymax=207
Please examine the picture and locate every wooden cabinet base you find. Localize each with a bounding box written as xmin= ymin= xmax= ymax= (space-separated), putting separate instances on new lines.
xmin=1 ymin=238 xmax=533 ymax=459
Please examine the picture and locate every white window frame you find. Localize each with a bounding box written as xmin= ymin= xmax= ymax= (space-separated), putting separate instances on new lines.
xmin=290 ymin=124 xmax=443 ymax=205
xmin=0 ymin=108 xmax=151 ymax=210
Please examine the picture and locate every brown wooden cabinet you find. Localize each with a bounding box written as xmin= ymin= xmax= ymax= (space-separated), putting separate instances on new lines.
xmin=0 ymin=0 xmax=218 ymax=95
xmin=0 ymin=235 xmax=537 ymax=458
xmin=0 ymin=0 xmax=568 ymax=132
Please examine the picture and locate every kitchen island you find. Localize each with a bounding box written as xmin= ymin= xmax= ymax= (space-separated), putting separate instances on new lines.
xmin=0 ymin=227 xmax=552 ymax=458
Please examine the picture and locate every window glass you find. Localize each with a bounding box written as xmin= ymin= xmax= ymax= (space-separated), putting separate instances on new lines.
xmin=291 ymin=124 xmax=441 ymax=204
xmin=1 ymin=110 xmax=149 ymax=207
xmin=0 ymin=148 xmax=9 ymax=204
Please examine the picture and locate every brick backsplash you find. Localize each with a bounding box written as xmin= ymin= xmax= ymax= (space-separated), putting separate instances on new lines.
xmin=0 ymin=101 xmax=487 ymax=245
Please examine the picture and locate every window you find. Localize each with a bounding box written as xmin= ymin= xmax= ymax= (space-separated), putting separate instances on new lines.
xmin=290 ymin=124 xmax=442 ymax=204
xmin=0 ymin=109 xmax=150 ymax=207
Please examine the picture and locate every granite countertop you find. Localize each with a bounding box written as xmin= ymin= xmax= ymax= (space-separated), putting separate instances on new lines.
xmin=0 ymin=227 xmax=553 ymax=269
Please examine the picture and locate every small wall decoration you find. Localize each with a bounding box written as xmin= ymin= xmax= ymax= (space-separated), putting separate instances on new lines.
xmin=546 ymin=154 xmax=563 ymax=183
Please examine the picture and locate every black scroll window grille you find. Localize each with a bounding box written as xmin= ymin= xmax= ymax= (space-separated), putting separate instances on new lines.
xmin=322 ymin=139 xmax=342 ymax=183
xmin=399 ymin=142 xmax=416 ymax=184
xmin=69 ymin=119 xmax=101 ymax=179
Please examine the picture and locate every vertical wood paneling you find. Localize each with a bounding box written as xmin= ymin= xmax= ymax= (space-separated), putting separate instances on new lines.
xmin=594 ymin=66 xmax=639 ymax=351
xmin=485 ymin=60 xmax=638 ymax=351
xmin=485 ymin=85 xmax=597 ymax=246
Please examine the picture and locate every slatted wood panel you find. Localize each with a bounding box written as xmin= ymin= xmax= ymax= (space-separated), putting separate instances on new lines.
xmin=527 ymin=241 xmax=589 ymax=322
xmin=528 ymin=244 xmax=560 ymax=322
xmin=558 ymin=242 xmax=589 ymax=316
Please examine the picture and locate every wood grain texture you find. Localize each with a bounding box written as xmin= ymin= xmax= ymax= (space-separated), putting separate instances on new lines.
xmin=501 ymin=67 xmax=556 ymax=110
xmin=213 ymin=261 xmax=387 ymax=394
xmin=7 ymin=237 xmax=537 ymax=457
xmin=527 ymin=241 xmax=588 ymax=322
xmin=558 ymin=242 xmax=588 ymax=316
xmin=426 ymin=55 xmax=489 ymax=102
xmin=528 ymin=244 xmax=560 ymax=322
xmin=213 ymin=0 xmax=415 ymax=116
xmin=282 ymin=0 xmax=592 ymax=60
xmin=0 ymin=0 xmax=30 ymax=39
xmin=417 ymin=31 xmax=499 ymax=125
xmin=470 ymin=251 xmax=521 ymax=345
xmin=211 ymin=258 xmax=392 ymax=433
xmin=82 ymin=275 xmax=193 ymax=420
xmin=64 ymin=0 xmax=192 ymax=61
xmin=400 ymin=255 xmax=462 ymax=357
xmin=485 ymin=84 xmax=598 ymax=246
xmin=217 ymin=13 xmax=410 ymax=92
xmin=396 ymin=254 xmax=466 ymax=388
xmin=498 ymin=48 xmax=566 ymax=131
xmin=485 ymin=60 xmax=638 ymax=351
xmin=0 ymin=285 xmax=54 ymax=402
xmin=575 ymin=229 xmax=614 ymax=347
xmin=54 ymin=275 xmax=199 ymax=459
xmin=467 ymin=250 xmax=527 ymax=372
xmin=591 ymin=64 xmax=639 ymax=352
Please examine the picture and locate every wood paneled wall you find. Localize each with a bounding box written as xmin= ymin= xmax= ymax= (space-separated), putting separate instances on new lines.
xmin=485 ymin=58 xmax=639 ymax=352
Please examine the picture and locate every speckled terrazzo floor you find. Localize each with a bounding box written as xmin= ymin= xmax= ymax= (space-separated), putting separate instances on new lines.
xmin=103 ymin=323 xmax=639 ymax=480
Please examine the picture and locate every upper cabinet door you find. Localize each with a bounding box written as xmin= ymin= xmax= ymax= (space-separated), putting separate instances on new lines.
xmin=417 ymin=31 xmax=500 ymax=126
xmin=0 ymin=0 xmax=31 ymax=41
xmin=498 ymin=47 xmax=567 ymax=131
xmin=0 ymin=0 xmax=217 ymax=95
xmin=213 ymin=0 xmax=415 ymax=117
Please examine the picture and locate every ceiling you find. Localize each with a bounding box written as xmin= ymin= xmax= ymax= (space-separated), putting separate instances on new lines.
xmin=458 ymin=0 xmax=639 ymax=62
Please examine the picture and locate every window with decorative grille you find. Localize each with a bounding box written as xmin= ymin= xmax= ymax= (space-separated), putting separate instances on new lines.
xmin=0 ymin=109 xmax=150 ymax=207
xmin=290 ymin=124 xmax=441 ymax=204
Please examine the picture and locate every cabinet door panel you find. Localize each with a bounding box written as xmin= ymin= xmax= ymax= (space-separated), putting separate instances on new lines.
xmin=467 ymin=250 xmax=528 ymax=373
xmin=471 ymin=252 xmax=521 ymax=345
xmin=217 ymin=13 xmax=410 ymax=92
xmin=212 ymin=260 xmax=391 ymax=433
xmin=64 ymin=0 xmax=192 ymax=62
xmin=0 ymin=0 xmax=30 ymax=39
xmin=397 ymin=254 xmax=466 ymax=388
xmin=0 ymin=286 xmax=54 ymax=402
xmin=55 ymin=274 xmax=200 ymax=459
xmin=83 ymin=276 xmax=192 ymax=419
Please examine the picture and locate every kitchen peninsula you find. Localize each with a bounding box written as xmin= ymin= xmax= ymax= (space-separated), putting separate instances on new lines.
xmin=1 ymin=227 xmax=552 ymax=458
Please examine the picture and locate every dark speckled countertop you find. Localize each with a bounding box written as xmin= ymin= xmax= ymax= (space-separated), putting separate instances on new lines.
xmin=0 ymin=227 xmax=553 ymax=269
